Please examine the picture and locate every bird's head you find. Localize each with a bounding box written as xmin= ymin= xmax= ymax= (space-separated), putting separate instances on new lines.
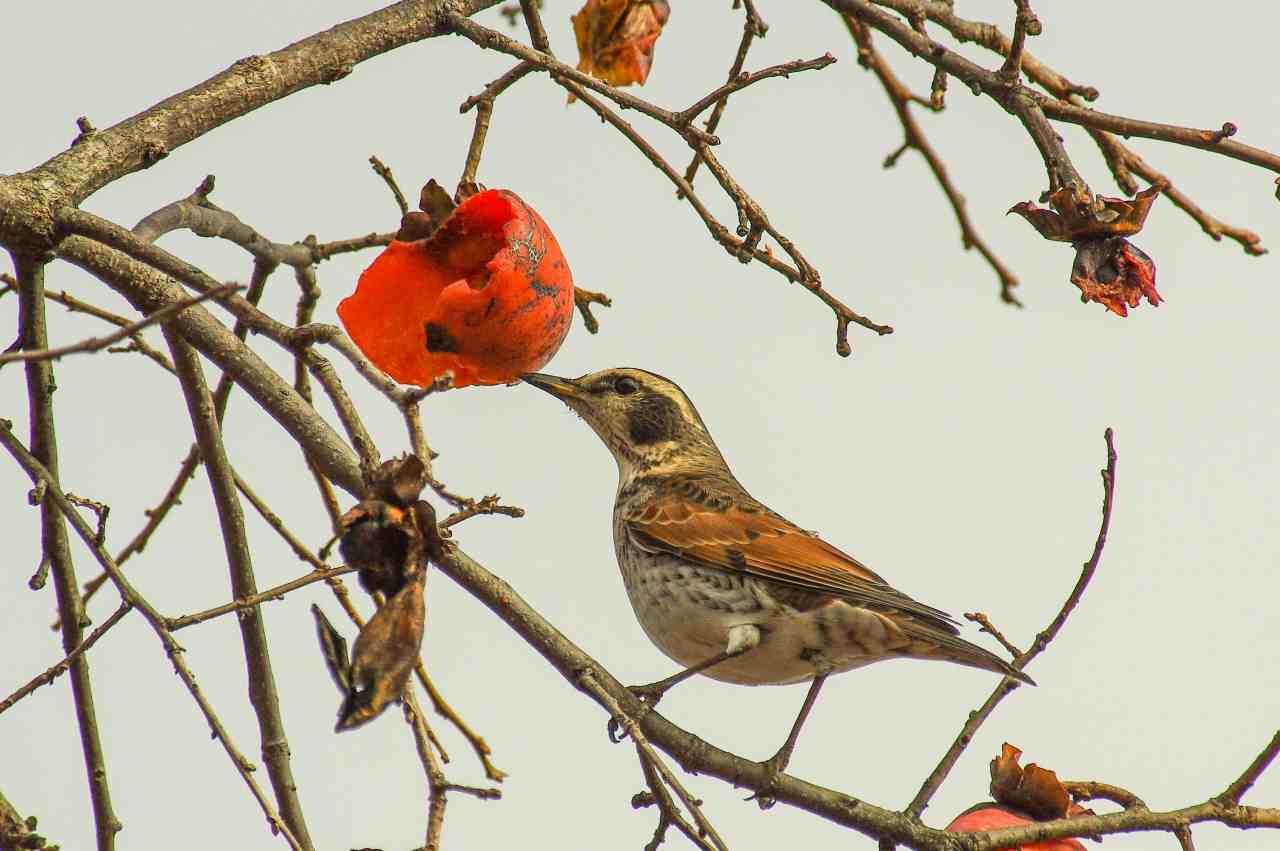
xmin=523 ymin=368 xmax=726 ymax=480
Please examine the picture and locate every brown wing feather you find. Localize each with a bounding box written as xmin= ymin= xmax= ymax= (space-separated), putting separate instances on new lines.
xmin=625 ymin=494 xmax=959 ymax=634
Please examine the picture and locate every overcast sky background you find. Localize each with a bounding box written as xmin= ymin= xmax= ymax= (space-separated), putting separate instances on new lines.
xmin=3 ymin=2 xmax=1278 ymax=849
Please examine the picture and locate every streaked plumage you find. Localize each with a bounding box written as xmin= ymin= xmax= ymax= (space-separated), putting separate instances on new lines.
xmin=525 ymin=367 xmax=1031 ymax=787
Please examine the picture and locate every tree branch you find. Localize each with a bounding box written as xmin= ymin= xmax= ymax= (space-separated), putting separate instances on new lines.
xmin=0 ymin=283 xmax=239 ymax=364
xmin=163 ymin=329 xmax=316 ymax=850
xmin=0 ymin=0 xmax=505 ymax=254
xmin=843 ymin=15 xmax=1021 ymax=306
xmin=0 ymin=420 xmax=305 ymax=851
xmin=904 ymin=428 xmax=1118 ymax=819
xmin=11 ymin=250 xmax=121 ymax=850
xmin=0 ymin=602 xmax=132 ymax=716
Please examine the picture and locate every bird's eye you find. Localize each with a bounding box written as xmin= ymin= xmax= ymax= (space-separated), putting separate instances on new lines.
xmin=614 ymin=375 xmax=639 ymax=395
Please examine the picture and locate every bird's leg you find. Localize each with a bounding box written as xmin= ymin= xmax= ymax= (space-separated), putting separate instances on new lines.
xmin=608 ymin=625 xmax=760 ymax=743
xmin=629 ymin=624 xmax=762 ymax=708
xmin=626 ymin=649 xmax=736 ymax=706
xmin=750 ymin=673 xmax=829 ymax=807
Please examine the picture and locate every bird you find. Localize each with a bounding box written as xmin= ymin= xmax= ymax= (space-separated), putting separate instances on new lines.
xmin=523 ymin=367 xmax=1033 ymax=794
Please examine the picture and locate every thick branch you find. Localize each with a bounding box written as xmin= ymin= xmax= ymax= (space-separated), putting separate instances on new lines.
xmin=53 ymin=232 xmax=363 ymax=495
xmin=0 ymin=0 xmax=503 ymax=253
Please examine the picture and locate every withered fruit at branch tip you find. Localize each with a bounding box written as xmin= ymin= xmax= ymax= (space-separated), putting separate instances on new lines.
xmin=1070 ymin=236 xmax=1160 ymax=317
xmin=337 ymin=455 xmax=444 ymax=596
xmin=315 ymin=455 xmax=442 ymax=731
xmin=1008 ymin=184 xmax=1164 ymax=317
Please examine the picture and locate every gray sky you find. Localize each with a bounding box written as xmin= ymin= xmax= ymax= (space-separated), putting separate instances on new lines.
xmin=3 ymin=2 xmax=1278 ymax=849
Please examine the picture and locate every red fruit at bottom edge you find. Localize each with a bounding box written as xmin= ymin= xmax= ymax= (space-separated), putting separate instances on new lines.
xmin=338 ymin=189 xmax=574 ymax=388
xmin=946 ymin=804 xmax=1087 ymax=851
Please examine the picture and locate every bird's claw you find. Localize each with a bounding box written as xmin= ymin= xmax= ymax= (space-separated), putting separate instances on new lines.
xmin=607 ymin=716 xmax=627 ymax=743
xmin=607 ymin=683 xmax=667 ymax=743
xmin=745 ymin=752 xmax=789 ymax=810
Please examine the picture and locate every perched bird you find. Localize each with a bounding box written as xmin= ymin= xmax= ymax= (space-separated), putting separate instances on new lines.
xmin=524 ymin=368 xmax=1033 ymax=792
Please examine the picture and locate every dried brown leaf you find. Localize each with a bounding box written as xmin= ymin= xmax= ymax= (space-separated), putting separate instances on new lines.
xmin=989 ymin=743 xmax=1093 ymax=821
xmin=571 ymin=0 xmax=670 ymax=91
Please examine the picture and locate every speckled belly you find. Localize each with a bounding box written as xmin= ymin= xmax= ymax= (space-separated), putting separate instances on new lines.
xmin=614 ymin=525 xmax=909 ymax=686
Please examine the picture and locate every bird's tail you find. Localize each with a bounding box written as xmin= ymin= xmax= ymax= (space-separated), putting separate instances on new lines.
xmin=900 ymin=622 xmax=1036 ymax=686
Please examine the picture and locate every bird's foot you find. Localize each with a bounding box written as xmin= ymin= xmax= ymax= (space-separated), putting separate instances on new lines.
xmin=746 ymin=749 xmax=793 ymax=810
xmin=607 ymin=682 xmax=669 ymax=743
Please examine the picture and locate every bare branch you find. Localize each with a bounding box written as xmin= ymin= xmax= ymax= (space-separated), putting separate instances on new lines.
xmin=905 ymin=428 xmax=1118 ymax=819
xmin=0 ymin=284 xmax=239 ymax=364
xmin=963 ymin=611 xmax=1024 ymax=659
xmin=0 ymin=602 xmax=132 ymax=716
xmin=11 ymin=251 xmax=121 ymax=850
xmin=164 ymin=328 xmax=315 ymax=849
xmin=578 ymin=670 xmax=729 ymax=851
xmin=369 ymin=155 xmax=410 ymax=217
xmin=680 ymin=3 xmax=767 ymax=190
xmin=573 ymin=286 xmax=612 ymax=334
xmin=169 ymin=566 xmax=356 ymax=631
xmin=675 ymin=54 xmax=837 ymax=125
xmin=844 ymin=15 xmax=1021 ymax=306
xmin=1218 ymin=729 xmax=1280 ymax=805
xmin=1063 ymin=779 xmax=1148 ymax=811
xmin=871 ymin=0 xmax=1270 ymax=254
xmin=445 ymin=14 xmax=719 ymax=147
xmin=0 ymin=420 xmax=305 ymax=851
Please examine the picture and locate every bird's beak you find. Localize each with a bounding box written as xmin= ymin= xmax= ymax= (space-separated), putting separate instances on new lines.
xmin=522 ymin=372 xmax=581 ymax=401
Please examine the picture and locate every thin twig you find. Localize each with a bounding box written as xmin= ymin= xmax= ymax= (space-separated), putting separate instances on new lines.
xmin=679 ymin=3 xmax=763 ymax=192
xmin=905 ymin=428 xmax=1118 ymax=820
xmin=369 ymin=155 xmax=409 ymax=216
xmin=168 ymin=566 xmax=355 ymax=630
xmin=413 ymin=663 xmax=507 ymax=782
xmin=39 ymin=288 xmax=175 ymax=371
xmin=559 ymin=76 xmax=890 ymax=354
xmin=996 ymin=0 xmax=1040 ymax=84
xmin=573 ymin=286 xmax=612 ymax=334
xmin=1217 ymin=729 xmax=1280 ymax=805
xmin=1063 ymin=780 xmax=1148 ymax=811
xmin=0 ymin=419 xmax=304 ymax=851
xmin=963 ymin=612 xmax=1023 ymax=659
xmin=0 ymin=602 xmax=132 ymax=715
xmin=402 ymin=687 xmax=500 ymax=851
xmin=675 ymin=54 xmax=837 ymax=125
xmin=65 ymin=492 xmax=111 ymax=547
xmin=446 ymin=14 xmax=719 ymax=147
xmin=867 ymin=0 xmax=1270 ymax=254
xmin=578 ymin=670 xmax=729 ymax=851
xmin=459 ymin=62 xmax=537 ymax=113
xmin=459 ymin=99 xmax=494 ymax=189
xmin=844 ymin=16 xmax=1021 ymax=306
xmin=0 ymin=284 xmax=239 ymax=364
xmin=518 ymin=0 xmax=549 ymax=52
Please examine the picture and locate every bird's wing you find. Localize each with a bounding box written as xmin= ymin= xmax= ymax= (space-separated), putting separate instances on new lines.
xmin=623 ymin=494 xmax=959 ymax=633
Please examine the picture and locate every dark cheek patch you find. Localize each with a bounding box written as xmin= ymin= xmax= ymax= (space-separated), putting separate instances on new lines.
xmin=627 ymin=392 xmax=681 ymax=445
